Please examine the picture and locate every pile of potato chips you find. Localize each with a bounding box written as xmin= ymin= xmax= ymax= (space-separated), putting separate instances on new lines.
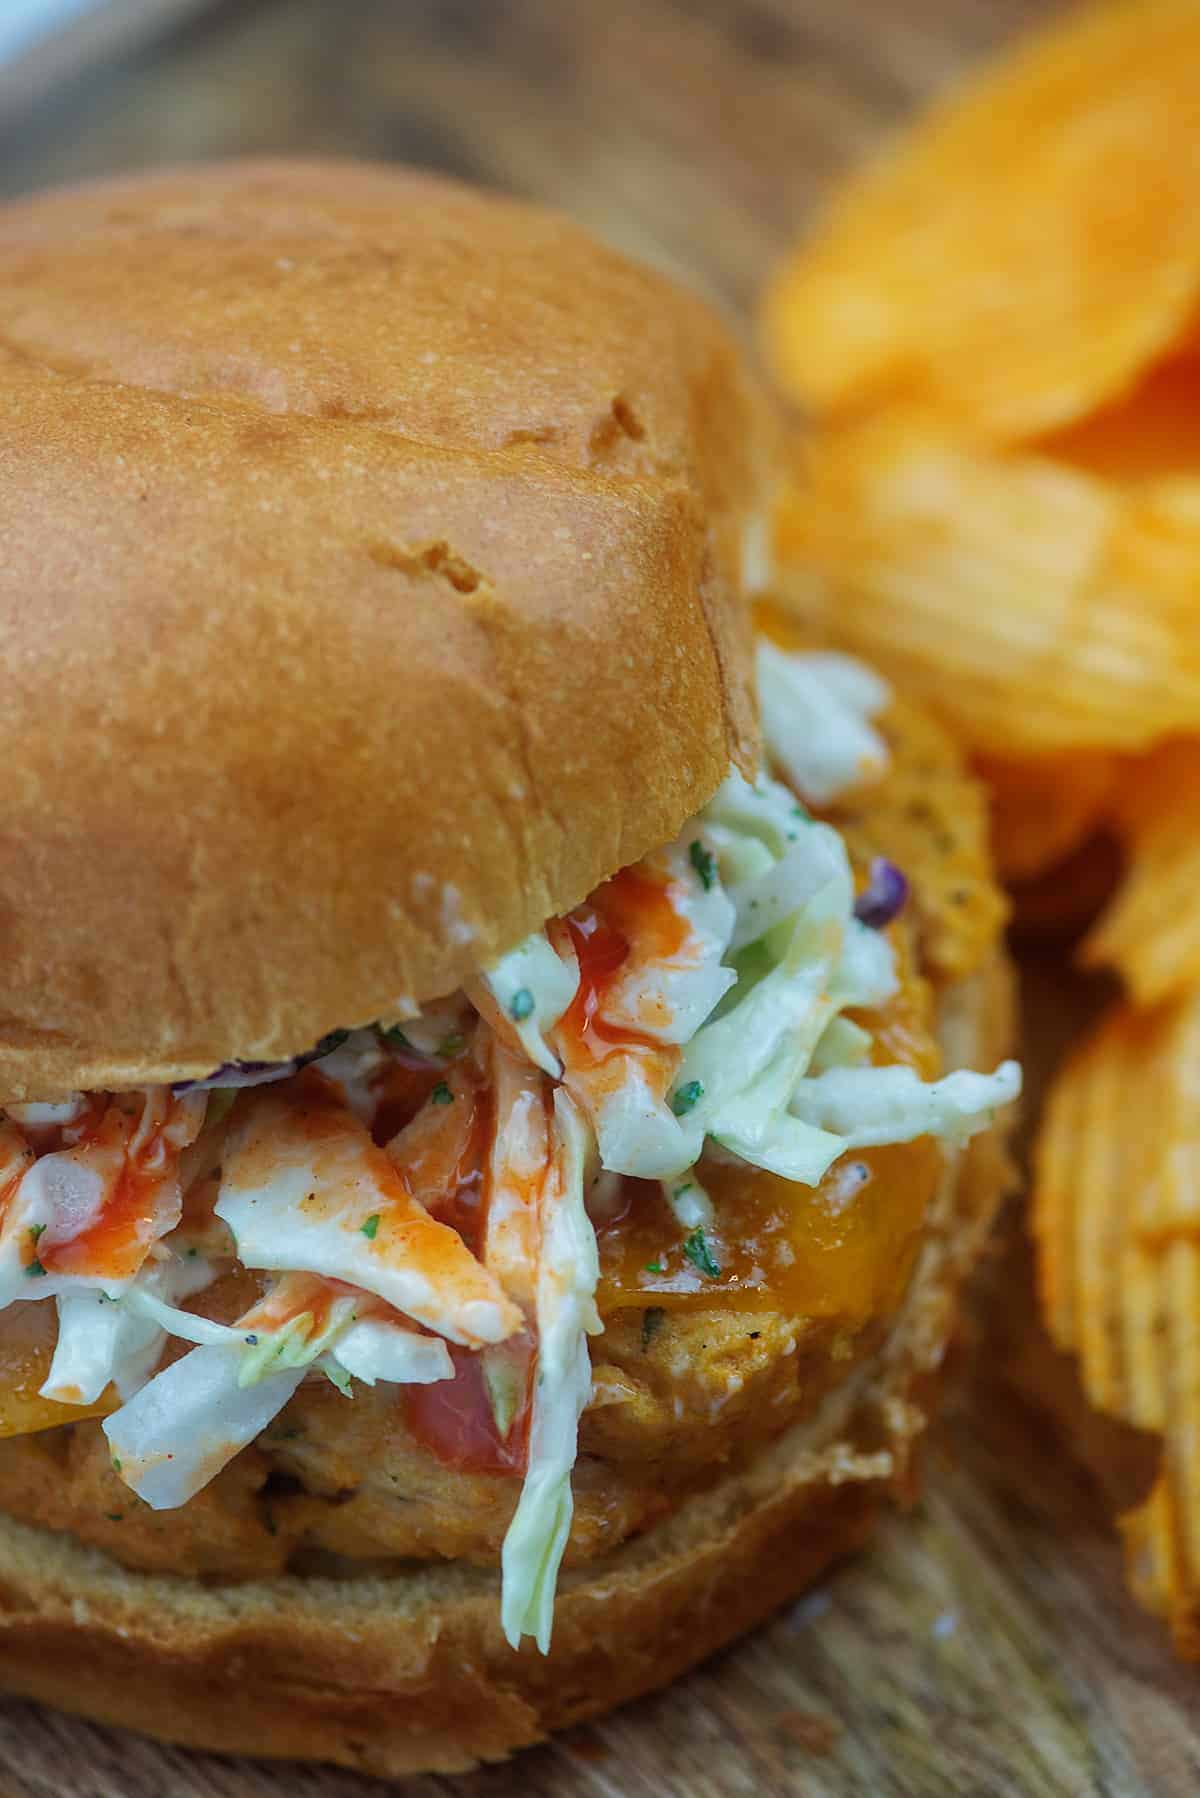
xmin=760 ymin=0 xmax=1200 ymax=1657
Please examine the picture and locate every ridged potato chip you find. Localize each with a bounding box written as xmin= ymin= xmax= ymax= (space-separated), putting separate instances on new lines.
xmin=976 ymin=750 xmax=1117 ymax=883
xmin=1005 ymin=834 xmax=1122 ymax=939
xmin=1038 ymin=354 xmax=1200 ymax=485
xmin=774 ymin=417 xmax=1200 ymax=756
xmin=1082 ymin=742 xmax=1200 ymax=1003
xmin=1034 ymin=992 xmax=1200 ymax=1655
xmin=761 ymin=0 xmax=1200 ymax=440
xmin=1120 ymin=1229 xmax=1200 ymax=1661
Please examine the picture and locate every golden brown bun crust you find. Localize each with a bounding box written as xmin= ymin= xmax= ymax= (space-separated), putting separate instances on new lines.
xmin=0 ymin=953 xmax=1015 ymax=1776
xmin=0 ymin=160 xmax=773 ymax=1101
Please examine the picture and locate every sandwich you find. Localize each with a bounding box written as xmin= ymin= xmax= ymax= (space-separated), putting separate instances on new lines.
xmin=0 ymin=158 xmax=1020 ymax=1774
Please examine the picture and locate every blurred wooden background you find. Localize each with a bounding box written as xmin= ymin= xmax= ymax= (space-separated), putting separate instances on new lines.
xmin=0 ymin=0 xmax=1057 ymax=318
xmin=4 ymin=3 xmax=1200 ymax=1795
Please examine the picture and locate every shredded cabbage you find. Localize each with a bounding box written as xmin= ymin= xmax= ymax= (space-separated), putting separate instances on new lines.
xmin=216 ymin=1093 xmax=520 ymax=1348
xmin=601 ymin=840 xmax=736 ymax=1047
xmin=309 ymin=1028 xmax=391 ymax=1124
xmin=538 ymin=828 xmax=738 ymax=1180
xmin=757 ymin=641 xmax=890 ymax=804
xmin=390 ymin=994 xmax=474 ymax=1060
xmin=329 ymin=1318 xmax=453 ymax=1387
xmin=791 ymin=1061 xmax=1023 ymax=1149
xmin=810 ymin=1016 xmax=873 ymax=1073
xmin=501 ymin=1090 xmax=601 ymax=1652
xmin=103 ymin=1345 xmax=307 ymax=1510
xmin=559 ymin=769 xmax=898 ymax=1187
xmin=0 ymin=1094 xmax=204 ymax=1310
xmin=482 ymin=1037 xmax=551 ymax=1316
xmin=482 ymin=935 xmax=579 ymax=1077
xmin=123 ymin=1277 xmax=456 ymax=1394
xmin=104 ymin=1274 xmax=455 ymax=1508
xmin=41 ymin=1251 xmax=216 ymax=1406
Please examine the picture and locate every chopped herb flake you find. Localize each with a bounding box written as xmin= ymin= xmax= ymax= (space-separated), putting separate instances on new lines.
xmin=644 ymin=1259 xmax=665 ymax=1274
xmin=641 ymin=1306 xmax=666 ymax=1351
xmin=111 ymin=1456 xmax=122 ymax=1473
xmin=24 ymin=1259 xmax=45 ymax=1279
xmin=509 ymin=987 xmax=535 ymax=1022
xmin=28 ymin=1223 xmax=45 ymax=1243
xmin=438 ymin=1031 xmax=466 ymax=1058
xmin=361 ymin=1214 xmax=381 ymax=1240
xmin=104 ymin=1512 xmax=124 ymax=1523
xmin=683 ymin=1227 xmax=721 ymax=1280
xmin=382 ymin=1025 xmax=413 ymax=1049
xmin=430 ymin=1081 xmax=453 ymax=1106
xmin=792 ymin=802 xmax=811 ymax=820
xmin=671 ymin=1080 xmax=704 ymax=1117
xmin=689 ymin=838 xmax=717 ymax=890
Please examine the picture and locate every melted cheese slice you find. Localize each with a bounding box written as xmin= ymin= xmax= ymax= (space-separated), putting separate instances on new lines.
xmin=0 ymin=1302 xmax=116 ymax=1436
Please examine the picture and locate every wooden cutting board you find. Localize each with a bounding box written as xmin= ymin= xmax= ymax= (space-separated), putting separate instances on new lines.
xmin=2 ymin=3 xmax=1198 ymax=1793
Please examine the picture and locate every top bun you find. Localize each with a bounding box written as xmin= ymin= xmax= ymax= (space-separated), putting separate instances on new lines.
xmin=0 ymin=160 xmax=775 ymax=1101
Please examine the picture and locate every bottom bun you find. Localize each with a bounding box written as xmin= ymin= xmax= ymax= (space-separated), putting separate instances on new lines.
xmin=0 ymin=956 xmax=1015 ymax=1777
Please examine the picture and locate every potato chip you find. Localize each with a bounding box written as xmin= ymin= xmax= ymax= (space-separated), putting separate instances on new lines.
xmin=1121 ymin=1478 xmax=1186 ymax=1642
xmin=773 ymin=416 xmax=1200 ymax=755
xmin=975 ymin=750 xmax=1117 ymax=883
xmin=1034 ymin=992 xmax=1200 ymax=1654
xmin=1035 ymin=1003 xmax=1149 ymax=1414
xmin=1006 ymin=833 xmax=1123 ymax=938
xmin=1038 ymin=353 xmax=1200 ymax=485
xmin=1119 ymin=1233 xmax=1200 ymax=1660
xmin=1081 ymin=742 xmax=1200 ymax=1003
xmin=761 ymin=0 xmax=1200 ymax=440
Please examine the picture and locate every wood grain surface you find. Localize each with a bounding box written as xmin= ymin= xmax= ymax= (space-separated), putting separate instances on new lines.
xmin=3 ymin=4 xmax=1198 ymax=1794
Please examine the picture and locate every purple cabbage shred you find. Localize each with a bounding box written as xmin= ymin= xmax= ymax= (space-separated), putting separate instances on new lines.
xmin=853 ymin=858 xmax=909 ymax=930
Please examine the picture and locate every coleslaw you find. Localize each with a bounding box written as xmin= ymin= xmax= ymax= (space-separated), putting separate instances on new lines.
xmin=0 ymin=641 xmax=1020 ymax=1649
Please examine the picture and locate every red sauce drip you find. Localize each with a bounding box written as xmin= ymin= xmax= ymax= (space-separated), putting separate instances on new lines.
xmin=560 ymin=908 xmax=630 ymax=1049
xmin=17 ymin=1094 xmax=106 ymax=1157
xmin=559 ymin=866 xmax=689 ymax=1057
xmin=428 ymin=1168 xmax=485 ymax=1261
xmin=0 ymin=1167 xmax=28 ymax=1231
xmin=42 ymin=1159 xmax=160 ymax=1283
xmin=404 ymin=1338 xmax=532 ymax=1476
